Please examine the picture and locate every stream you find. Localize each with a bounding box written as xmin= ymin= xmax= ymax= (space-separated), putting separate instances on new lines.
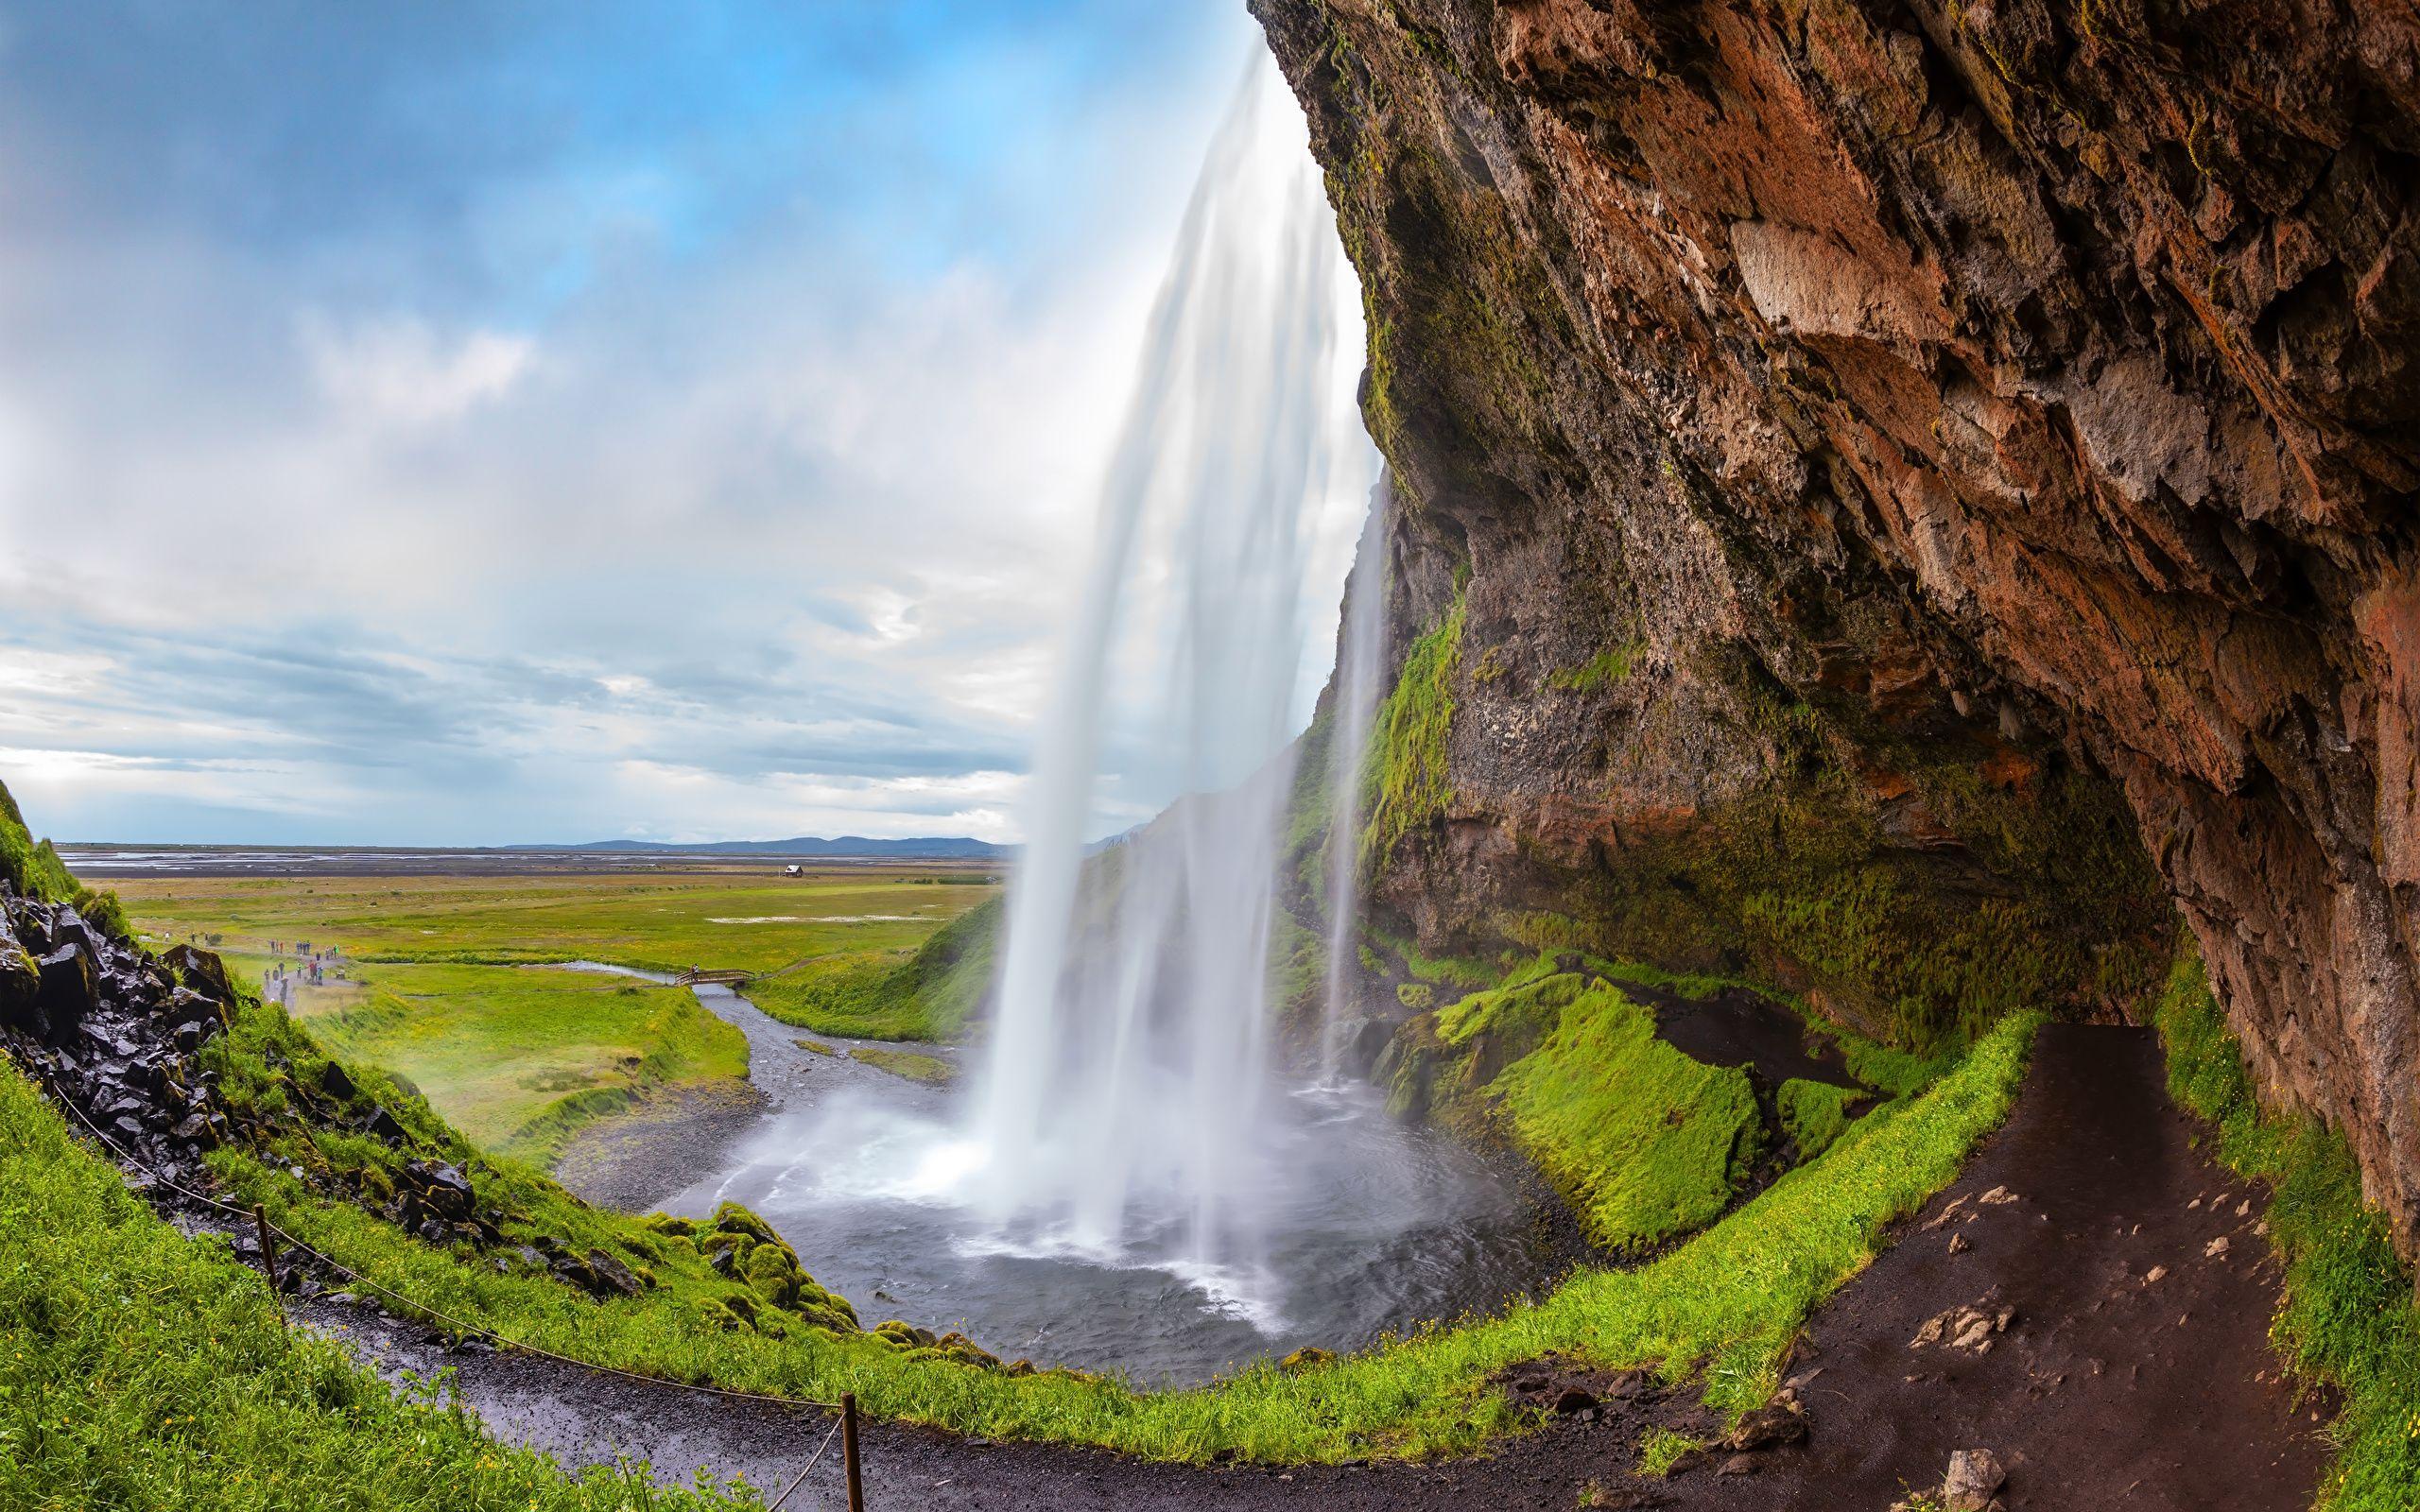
xmin=562 ymin=961 xmax=1567 ymax=1386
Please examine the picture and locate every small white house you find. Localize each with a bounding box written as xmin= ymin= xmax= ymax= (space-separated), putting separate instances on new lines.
xmin=782 ymin=864 xmax=804 ymax=877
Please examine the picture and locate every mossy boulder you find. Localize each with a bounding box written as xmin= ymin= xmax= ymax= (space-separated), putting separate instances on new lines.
xmin=659 ymin=1201 xmax=861 ymax=1333
xmin=708 ymin=1200 xmax=783 ymax=1247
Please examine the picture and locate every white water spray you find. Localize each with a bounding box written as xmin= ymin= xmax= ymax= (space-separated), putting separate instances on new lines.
xmin=961 ymin=59 xmax=1371 ymax=1297
xmin=1318 ymin=489 xmax=1390 ymax=1077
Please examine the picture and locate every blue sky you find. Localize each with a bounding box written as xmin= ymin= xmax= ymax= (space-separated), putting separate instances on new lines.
xmin=0 ymin=2 xmax=1365 ymax=845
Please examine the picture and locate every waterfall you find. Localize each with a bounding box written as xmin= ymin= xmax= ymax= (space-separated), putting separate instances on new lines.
xmin=1318 ymin=486 xmax=1390 ymax=1078
xmin=959 ymin=56 xmax=1370 ymax=1297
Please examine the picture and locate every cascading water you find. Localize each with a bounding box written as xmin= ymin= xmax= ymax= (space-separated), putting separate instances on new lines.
xmin=1317 ymin=488 xmax=1390 ymax=1079
xmin=680 ymin=55 xmax=1566 ymax=1384
xmin=964 ymin=56 xmax=1358 ymax=1303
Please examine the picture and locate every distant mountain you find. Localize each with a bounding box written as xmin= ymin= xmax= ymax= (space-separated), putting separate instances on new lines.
xmin=532 ymin=835 xmax=1010 ymax=860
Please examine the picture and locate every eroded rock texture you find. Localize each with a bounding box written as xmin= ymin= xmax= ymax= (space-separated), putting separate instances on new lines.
xmin=1252 ymin=0 xmax=2420 ymax=1251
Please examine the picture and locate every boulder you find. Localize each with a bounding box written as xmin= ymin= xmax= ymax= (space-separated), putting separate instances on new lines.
xmin=34 ymin=942 xmax=95 ymax=1036
xmin=161 ymin=944 xmax=233 ymax=1004
xmin=582 ymin=1247 xmax=646 ymax=1297
xmin=1337 ymin=1016 xmax=1392 ymax=1079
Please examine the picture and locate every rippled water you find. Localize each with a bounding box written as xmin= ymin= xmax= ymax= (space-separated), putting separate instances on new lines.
xmin=672 ymin=1073 xmax=1564 ymax=1385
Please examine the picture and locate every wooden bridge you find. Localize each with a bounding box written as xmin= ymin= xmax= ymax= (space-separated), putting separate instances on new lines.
xmin=672 ymin=968 xmax=755 ymax=988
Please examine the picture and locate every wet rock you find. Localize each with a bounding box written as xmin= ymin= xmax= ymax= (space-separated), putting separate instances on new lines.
xmin=362 ymin=1105 xmax=408 ymax=1144
xmin=1337 ymin=1015 xmax=1392 ymax=1079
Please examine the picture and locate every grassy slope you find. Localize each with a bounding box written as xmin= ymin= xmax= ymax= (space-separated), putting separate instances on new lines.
xmin=1478 ymin=980 xmax=1760 ymax=1255
xmin=293 ymin=961 xmax=749 ymax=1160
xmin=201 ymin=972 xmax=2037 ymax=1462
xmin=2154 ymin=953 xmax=2420 ymax=1511
xmin=743 ymin=895 xmax=1000 ymax=1041
xmin=113 ymin=871 xmax=994 ymax=977
xmin=0 ymin=1057 xmax=754 ymax=1512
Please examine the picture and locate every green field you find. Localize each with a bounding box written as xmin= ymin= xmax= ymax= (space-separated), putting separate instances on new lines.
xmin=288 ymin=961 xmax=750 ymax=1160
xmin=112 ymin=867 xmax=995 ymax=1167
xmin=113 ymin=868 xmax=996 ymax=977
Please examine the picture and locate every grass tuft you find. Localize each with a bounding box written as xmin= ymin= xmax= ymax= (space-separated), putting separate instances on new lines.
xmin=2153 ymin=951 xmax=2420 ymax=1511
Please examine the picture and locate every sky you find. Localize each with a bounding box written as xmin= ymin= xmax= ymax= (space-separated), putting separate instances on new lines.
xmin=0 ymin=1 xmax=1374 ymax=847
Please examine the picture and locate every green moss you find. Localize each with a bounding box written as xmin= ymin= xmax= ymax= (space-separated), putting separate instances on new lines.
xmin=1361 ymin=595 xmax=1463 ymax=868
xmin=1395 ymin=981 xmax=1434 ymax=1009
xmin=1486 ymin=982 xmax=1762 ymax=1254
xmin=1546 ymin=644 xmax=1637 ymax=694
xmin=2154 ymin=950 xmax=2420 ymax=1511
xmin=1775 ymin=1079 xmax=1861 ymax=1160
xmin=848 ymin=1045 xmax=955 ymax=1085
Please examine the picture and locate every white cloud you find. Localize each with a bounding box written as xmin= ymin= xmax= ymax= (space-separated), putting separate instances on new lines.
xmin=301 ymin=314 xmax=537 ymax=427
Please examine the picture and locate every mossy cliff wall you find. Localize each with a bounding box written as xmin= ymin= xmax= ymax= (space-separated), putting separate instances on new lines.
xmin=1250 ymin=0 xmax=2420 ymax=1254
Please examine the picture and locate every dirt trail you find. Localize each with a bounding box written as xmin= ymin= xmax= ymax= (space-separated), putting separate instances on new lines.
xmin=320 ymin=1025 xmax=2330 ymax=1510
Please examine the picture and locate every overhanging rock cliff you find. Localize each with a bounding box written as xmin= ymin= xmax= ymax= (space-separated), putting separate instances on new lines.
xmin=1252 ymin=0 xmax=2420 ymax=1253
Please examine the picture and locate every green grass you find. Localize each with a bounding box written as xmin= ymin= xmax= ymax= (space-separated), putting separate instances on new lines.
xmin=1636 ymin=1426 xmax=1704 ymax=1476
xmin=113 ymin=868 xmax=994 ymax=978
xmin=848 ymin=1047 xmax=954 ymax=1085
xmin=1776 ymin=1079 xmax=1861 ymax=1160
xmin=2154 ymin=952 xmax=2420 ymax=1511
xmin=742 ymin=896 xmax=999 ymax=1042
xmin=0 ymin=1052 xmax=756 ymax=1512
xmin=291 ymin=961 xmax=751 ymax=1161
xmin=0 ymin=782 xmax=130 ymax=940
xmin=186 ymin=974 xmax=2038 ymax=1464
xmin=1484 ymin=981 xmax=1762 ymax=1254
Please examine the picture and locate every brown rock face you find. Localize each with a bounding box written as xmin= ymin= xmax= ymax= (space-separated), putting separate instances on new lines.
xmin=1251 ymin=0 xmax=2420 ymax=1251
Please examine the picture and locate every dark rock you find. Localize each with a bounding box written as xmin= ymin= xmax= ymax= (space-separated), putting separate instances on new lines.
xmin=1723 ymin=1402 xmax=1808 ymax=1452
xmin=1716 ymin=1454 xmax=1759 ymax=1477
xmin=363 ymin=1105 xmax=408 ymax=1144
xmin=160 ymin=944 xmax=233 ymax=1005
xmin=580 ymin=1248 xmax=645 ymax=1297
xmin=34 ymin=943 xmax=95 ymax=1035
xmin=1551 ymin=1386 xmax=1598 ymax=1416
xmin=317 ymin=1059 xmax=356 ymax=1102
xmin=0 ymin=913 xmax=40 ymax=1027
